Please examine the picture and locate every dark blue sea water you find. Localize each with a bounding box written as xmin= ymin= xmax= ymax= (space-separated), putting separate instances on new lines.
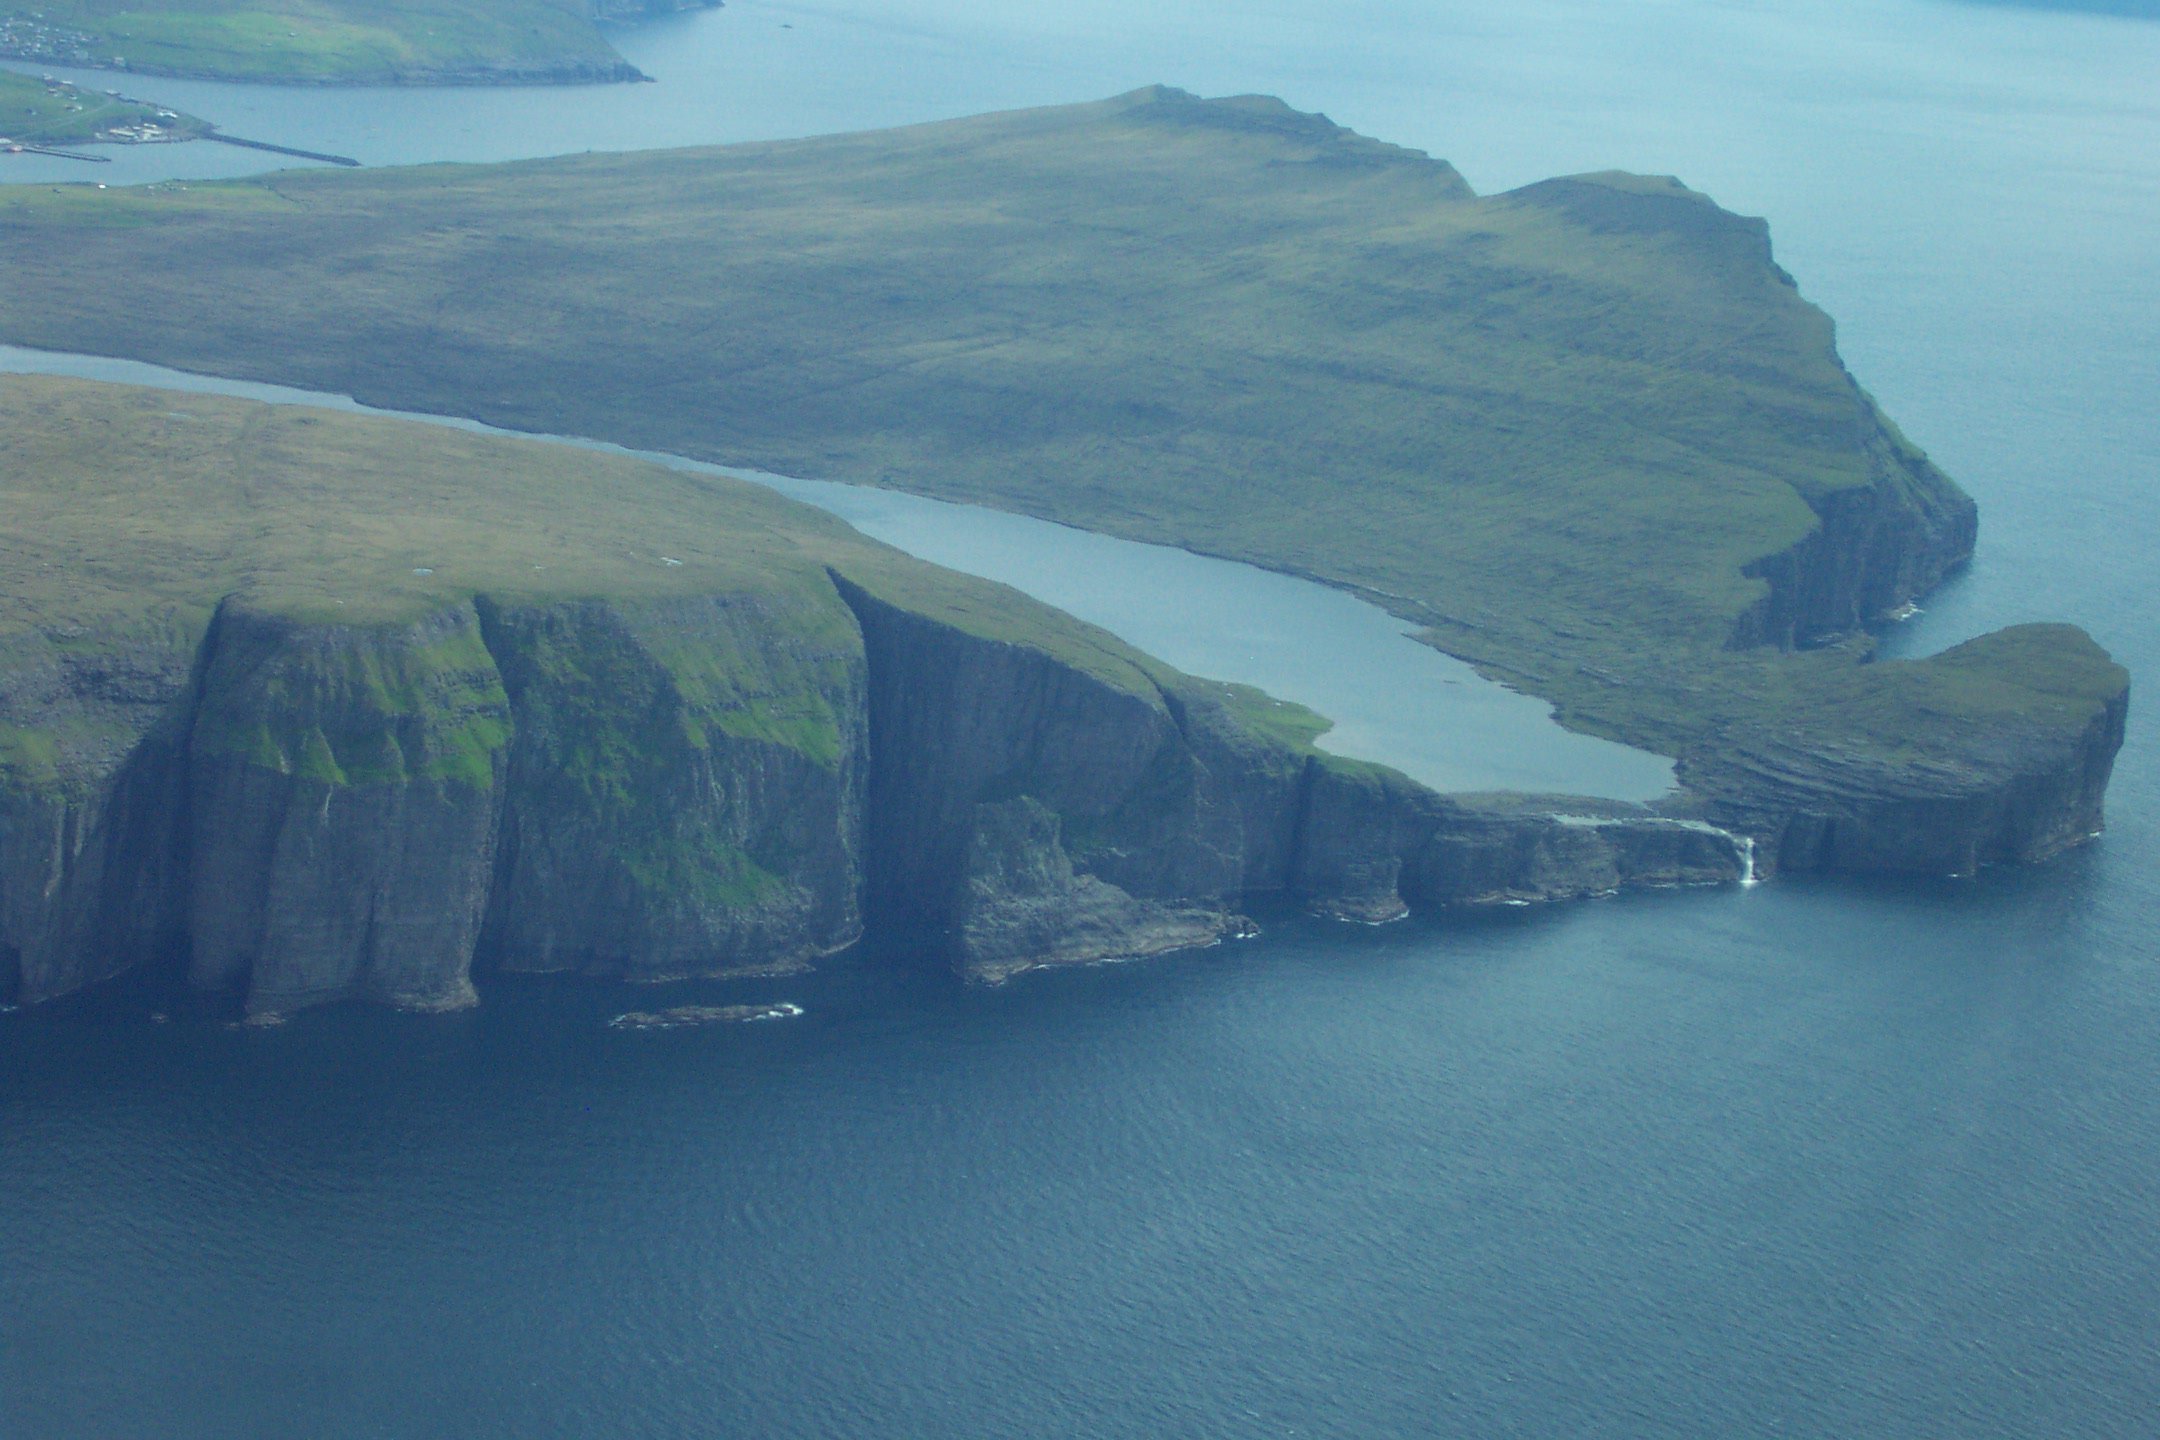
xmin=4 ymin=2 xmax=2159 ymax=1436
xmin=6 ymin=872 xmax=2152 ymax=1439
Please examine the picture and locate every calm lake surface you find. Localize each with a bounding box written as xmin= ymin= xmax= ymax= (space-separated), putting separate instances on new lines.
xmin=5 ymin=2 xmax=2159 ymax=1437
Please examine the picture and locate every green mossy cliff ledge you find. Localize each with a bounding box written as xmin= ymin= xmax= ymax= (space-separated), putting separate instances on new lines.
xmin=0 ymin=378 xmax=1758 ymax=1015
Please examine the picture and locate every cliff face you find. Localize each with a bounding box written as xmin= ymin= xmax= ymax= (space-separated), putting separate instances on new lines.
xmin=0 ymin=562 xmax=1774 ymax=1014
xmin=0 ymin=564 xmax=1252 ymax=1009
xmin=183 ymin=601 xmax=510 ymax=1014
xmin=0 ymin=617 xmax=200 ymax=1009
xmin=1730 ymin=410 xmax=1980 ymax=649
xmin=838 ymin=575 xmax=1255 ymax=980
xmin=473 ymin=593 xmax=866 ymax=983
xmin=0 ymin=569 xmax=2129 ymax=1014
xmin=1 ymin=723 xmax=192 ymax=1008
xmin=0 ymin=582 xmax=873 ymax=1014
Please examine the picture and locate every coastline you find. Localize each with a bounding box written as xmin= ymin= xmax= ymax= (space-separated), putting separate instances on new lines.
xmin=0 ymin=91 xmax=2130 ymax=1012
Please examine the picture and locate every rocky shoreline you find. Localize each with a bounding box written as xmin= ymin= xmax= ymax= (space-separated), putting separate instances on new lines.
xmin=0 ymin=548 xmax=2123 ymax=1019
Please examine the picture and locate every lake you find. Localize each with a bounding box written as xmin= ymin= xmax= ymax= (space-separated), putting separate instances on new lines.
xmin=4 ymin=2 xmax=2158 ymax=1436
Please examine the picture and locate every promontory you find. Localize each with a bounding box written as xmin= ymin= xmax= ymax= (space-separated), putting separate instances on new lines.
xmin=0 ymin=88 xmax=2128 ymax=1014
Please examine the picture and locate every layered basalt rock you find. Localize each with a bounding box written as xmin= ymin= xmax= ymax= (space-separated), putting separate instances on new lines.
xmin=1728 ymin=413 xmax=1980 ymax=650
xmin=1702 ymin=625 xmax=2132 ymax=879
xmin=0 ymin=563 xmax=1783 ymax=1014
xmin=0 ymin=574 xmax=2129 ymax=1013
xmin=183 ymin=601 xmax=511 ymax=1013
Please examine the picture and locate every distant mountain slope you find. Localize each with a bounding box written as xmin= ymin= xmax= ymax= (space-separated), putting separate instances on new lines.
xmin=0 ymin=0 xmax=712 ymax=84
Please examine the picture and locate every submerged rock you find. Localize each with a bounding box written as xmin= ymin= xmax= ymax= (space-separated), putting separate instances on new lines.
xmin=608 ymin=1002 xmax=805 ymax=1032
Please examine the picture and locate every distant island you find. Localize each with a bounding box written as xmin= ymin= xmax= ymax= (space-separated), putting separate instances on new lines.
xmin=0 ymin=0 xmax=716 ymax=85
xmin=0 ymin=90 xmax=2127 ymax=1017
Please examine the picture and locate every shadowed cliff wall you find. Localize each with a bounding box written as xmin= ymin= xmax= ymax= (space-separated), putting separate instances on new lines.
xmin=0 ymin=580 xmax=2129 ymax=1015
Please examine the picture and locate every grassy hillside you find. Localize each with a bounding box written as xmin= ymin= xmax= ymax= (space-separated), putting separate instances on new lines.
xmin=0 ymin=373 xmax=1216 ymax=789
xmin=0 ymin=0 xmax=663 ymax=84
xmin=0 ymin=88 xmax=2124 ymax=815
xmin=0 ymin=69 xmax=204 ymax=144
xmin=8 ymin=373 xmax=1399 ymax=1010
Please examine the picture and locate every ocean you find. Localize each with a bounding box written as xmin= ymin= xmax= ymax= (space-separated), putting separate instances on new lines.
xmin=3 ymin=2 xmax=2157 ymax=1434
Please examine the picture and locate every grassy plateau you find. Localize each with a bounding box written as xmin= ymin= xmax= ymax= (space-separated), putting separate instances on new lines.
xmin=0 ymin=373 xmax=1215 ymax=790
xmin=0 ymin=88 xmax=2125 ymax=819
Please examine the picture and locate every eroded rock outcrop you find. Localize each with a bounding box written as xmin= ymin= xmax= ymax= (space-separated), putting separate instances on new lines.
xmin=1292 ymin=761 xmax=1750 ymax=923
xmin=836 ymin=572 xmax=1255 ymax=981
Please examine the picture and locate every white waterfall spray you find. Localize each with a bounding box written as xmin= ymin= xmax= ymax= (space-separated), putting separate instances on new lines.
xmin=1551 ymin=813 xmax=1762 ymax=889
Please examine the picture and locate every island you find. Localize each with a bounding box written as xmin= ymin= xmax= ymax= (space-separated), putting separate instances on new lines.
xmin=0 ymin=0 xmax=713 ymax=86
xmin=0 ymin=89 xmax=2128 ymax=1017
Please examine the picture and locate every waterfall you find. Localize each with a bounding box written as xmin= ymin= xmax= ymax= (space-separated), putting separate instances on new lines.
xmin=1738 ymin=836 xmax=1759 ymax=887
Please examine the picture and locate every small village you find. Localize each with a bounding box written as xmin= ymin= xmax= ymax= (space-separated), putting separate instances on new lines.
xmin=0 ymin=70 xmax=196 ymax=156
xmin=0 ymin=14 xmax=105 ymax=68
xmin=2 ymin=65 xmax=362 ymax=163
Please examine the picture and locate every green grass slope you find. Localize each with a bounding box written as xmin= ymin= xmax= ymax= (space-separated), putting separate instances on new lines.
xmin=0 ymin=374 xmax=1201 ymax=792
xmin=0 ymin=88 xmax=2125 ymax=819
xmin=0 ymin=0 xmax=667 ymax=84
